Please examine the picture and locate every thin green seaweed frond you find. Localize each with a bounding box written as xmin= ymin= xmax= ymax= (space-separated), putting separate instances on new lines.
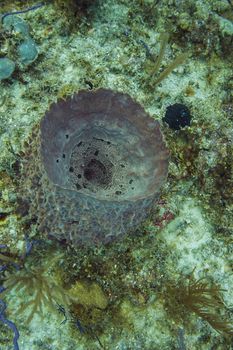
xmin=151 ymin=33 xmax=169 ymax=77
xmin=164 ymin=272 xmax=233 ymax=336
xmin=147 ymin=33 xmax=189 ymax=86
xmin=0 ymin=253 xmax=18 ymax=264
xmin=153 ymin=52 xmax=189 ymax=85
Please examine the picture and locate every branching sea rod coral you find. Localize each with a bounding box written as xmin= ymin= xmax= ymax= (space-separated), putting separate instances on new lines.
xmin=19 ymin=89 xmax=169 ymax=245
xmin=1 ymin=262 xmax=70 ymax=324
xmin=164 ymin=273 xmax=233 ymax=336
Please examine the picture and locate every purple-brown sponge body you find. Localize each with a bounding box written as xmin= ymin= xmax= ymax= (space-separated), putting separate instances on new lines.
xmin=20 ymin=89 xmax=169 ymax=246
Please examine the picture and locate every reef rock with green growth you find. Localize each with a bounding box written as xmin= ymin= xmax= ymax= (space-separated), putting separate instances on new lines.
xmin=0 ymin=0 xmax=233 ymax=349
xmin=0 ymin=14 xmax=38 ymax=80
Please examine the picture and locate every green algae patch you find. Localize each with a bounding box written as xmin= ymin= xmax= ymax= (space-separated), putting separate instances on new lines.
xmin=68 ymin=280 xmax=108 ymax=310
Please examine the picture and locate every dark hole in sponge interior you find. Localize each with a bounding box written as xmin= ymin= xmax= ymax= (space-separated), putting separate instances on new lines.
xmin=68 ymin=137 xmax=117 ymax=195
xmin=67 ymin=134 xmax=141 ymax=199
xmin=84 ymin=159 xmax=110 ymax=185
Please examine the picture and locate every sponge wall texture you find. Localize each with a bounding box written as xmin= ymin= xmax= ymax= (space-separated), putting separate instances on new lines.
xmin=19 ymin=89 xmax=169 ymax=246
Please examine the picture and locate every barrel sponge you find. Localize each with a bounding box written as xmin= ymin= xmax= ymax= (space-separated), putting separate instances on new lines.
xmin=21 ymin=89 xmax=169 ymax=245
